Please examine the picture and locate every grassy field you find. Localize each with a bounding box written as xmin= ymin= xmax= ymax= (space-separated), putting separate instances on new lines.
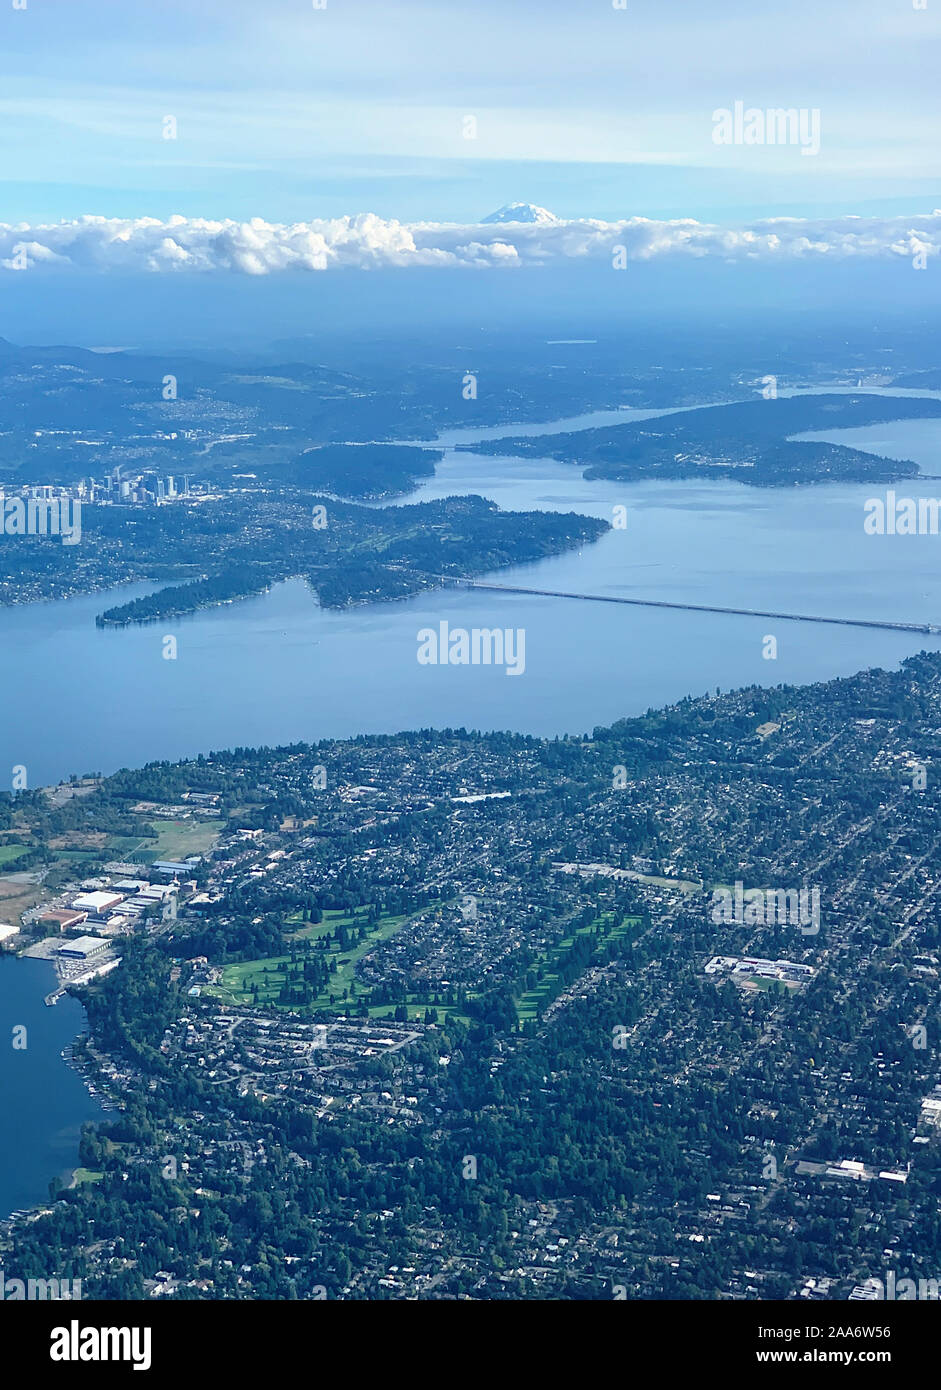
xmin=125 ymin=818 xmax=221 ymax=866
xmin=38 ymin=820 xmax=220 ymax=870
xmin=69 ymin=1168 xmax=104 ymax=1188
xmin=516 ymin=912 xmax=642 ymax=1022
xmin=294 ymin=907 xmax=469 ymax=1023
xmin=207 ymin=903 xmax=644 ymax=1026
xmin=739 ymin=976 xmax=792 ymax=993
xmin=0 ymin=843 xmax=29 ymax=866
xmin=364 ymin=1001 xmax=468 ymax=1024
xmin=0 ymin=872 xmax=42 ymax=925
xmin=210 ymin=908 xmax=414 ymax=1013
xmin=631 ymin=871 xmax=702 ymax=893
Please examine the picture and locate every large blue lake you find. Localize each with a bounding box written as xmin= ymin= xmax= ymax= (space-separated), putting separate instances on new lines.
xmin=1 ymin=396 xmax=940 ymax=1218
xmin=0 ymin=956 xmax=104 ymax=1219
xmin=2 ymin=402 xmax=940 ymax=789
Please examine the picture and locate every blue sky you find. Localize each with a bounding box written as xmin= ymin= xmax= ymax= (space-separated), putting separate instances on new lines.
xmin=1 ymin=0 xmax=939 ymax=224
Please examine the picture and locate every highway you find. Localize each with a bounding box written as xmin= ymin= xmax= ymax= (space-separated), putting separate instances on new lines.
xmin=443 ymin=578 xmax=941 ymax=635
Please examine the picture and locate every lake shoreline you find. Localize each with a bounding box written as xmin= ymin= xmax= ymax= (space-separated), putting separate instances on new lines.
xmin=0 ymin=954 xmax=105 ymax=1221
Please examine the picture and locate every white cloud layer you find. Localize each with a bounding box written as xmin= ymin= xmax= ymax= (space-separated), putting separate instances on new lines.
xmin=0 ymin=210 xmax=938 ymax=275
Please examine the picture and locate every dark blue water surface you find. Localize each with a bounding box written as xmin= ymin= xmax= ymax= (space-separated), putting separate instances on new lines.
xmin=0 ymin=955 xmax=104 ymax=1218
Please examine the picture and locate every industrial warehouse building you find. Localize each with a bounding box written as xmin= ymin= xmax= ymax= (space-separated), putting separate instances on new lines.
xmin=39 ymin=909 xmax=88 ymax=932
xmin=57 ymin=935 xmax=110 ymax=961
xmin=71 ymin=891 xmax=125 ymax=917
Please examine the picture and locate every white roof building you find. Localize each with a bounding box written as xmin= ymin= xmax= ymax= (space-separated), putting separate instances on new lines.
xmin=57 ymin=935 xmax=110 ymax=959
xmin=72 ymin=891 xmax=125 ymax=915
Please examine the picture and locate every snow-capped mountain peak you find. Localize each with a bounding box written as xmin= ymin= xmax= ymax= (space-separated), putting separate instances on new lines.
xmin=481 ymin=203 xmax=561 ymax=226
